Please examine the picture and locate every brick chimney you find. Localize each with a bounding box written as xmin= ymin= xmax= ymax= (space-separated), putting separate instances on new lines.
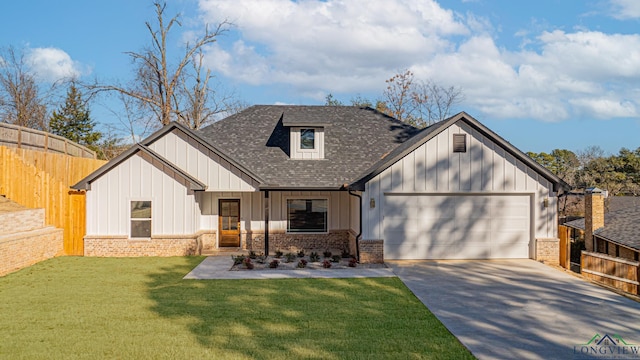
xmin=584 ymin=187 xmax=605 ymax=252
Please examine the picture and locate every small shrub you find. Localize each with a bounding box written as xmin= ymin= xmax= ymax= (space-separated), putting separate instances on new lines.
xmin=256 ymin=253 xmax=267 ymax=264
xmin=309 ymin=251 xmax=320 ymax=262
xmin=269 ymin=259 xmax=280 ymax=268
xmin=322 ymin=259 xmax=332 ymax=268
xmin=242 ymin=257 xmax=254 ymax=270
xmin=323 ymin=250 xmax=332 ymax=258
xmin=297 ymin=259 xmax=308 ymax=268
xmin=274 ymin=249 xmax=283 ymax=258
xmin=297 ymin=249 xmax=305 ymax=258
xmin=248 ymin=250 xmax=257 ymax=259
xmin=331 ymin=255 xmax=341 ymax=263
xmin=232 ymin=255 xmax=246 ymax=265
xmin=341 ymin=247 xmax=351 ymax=258
xmin=348 ymin=258 xmax=357 ymax=267
xmin=284 ymin=252 xmax=296 ymax=263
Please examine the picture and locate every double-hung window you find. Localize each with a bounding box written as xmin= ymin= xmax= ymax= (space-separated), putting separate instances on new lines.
xmin=130 ymin=200 xmax=152 ymax=238
xmin=286 ymin=199 xmax=327 ymax=233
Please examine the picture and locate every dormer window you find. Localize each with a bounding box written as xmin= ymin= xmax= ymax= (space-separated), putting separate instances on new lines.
xmin=300 ymin=129 xmax=315 ymax=149
xmin=290 ymin=127 xmax=324 ymax=159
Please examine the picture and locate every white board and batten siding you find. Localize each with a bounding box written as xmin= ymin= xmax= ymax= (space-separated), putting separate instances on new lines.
xmin=148 ymin=129 xmax=259 ymax=191
xmin=198 ymin=192 xmax=265 ymax=232
xmin=362 ymin=121 xmax=557 ymax=259
xmin=198 ymin=190 xmax=353 ymax=233
xmin=290 ymin=127 xmax=325 ymax=160
xmin=85 ymin=151 xmax=199 ymax=236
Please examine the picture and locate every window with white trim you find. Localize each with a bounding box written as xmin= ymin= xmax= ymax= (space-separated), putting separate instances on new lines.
xmin=130 ymin=200 xmax=152 ymax=238
xmin=300 ymin=129 xmax=315 ymax=150
xmin=287 ymin=199 xmax=327 ymax=233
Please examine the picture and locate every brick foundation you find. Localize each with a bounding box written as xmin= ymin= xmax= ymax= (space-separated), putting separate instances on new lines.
xmin=246 ymin=230 xmax=351 ymax=254
xmin=359 ymin=239 xmax=384 ymax=264
xmin=83 ymin=232 xmax=215 ymax=257
xmin=536 ymin=238 xmax=559 ymax=265
xmin=199 ymin=231 xmax=217 ymax=251
xmin=0 ymin=226 xmax=63 ymax=276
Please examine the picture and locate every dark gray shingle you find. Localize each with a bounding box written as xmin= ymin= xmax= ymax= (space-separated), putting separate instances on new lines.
xmin=198 ymin=105 xmax=420 ymax=189
xmin=564 ymin=206 xmax=640 ymax=251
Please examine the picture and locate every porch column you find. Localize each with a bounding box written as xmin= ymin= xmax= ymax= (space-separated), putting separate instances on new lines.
xmin=264 ymin=190 xmax=269 ymax=255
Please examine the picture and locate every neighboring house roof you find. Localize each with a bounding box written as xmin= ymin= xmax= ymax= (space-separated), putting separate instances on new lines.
xmin=198 ymin=105 xmax=420 ymax=189
xmin=71 ymin=143 xmax=206 ymax=191
xmin=350 ymin=111 xmax=569 ymax=192
xmin=564 ymin=206 xmax=640 ymax=251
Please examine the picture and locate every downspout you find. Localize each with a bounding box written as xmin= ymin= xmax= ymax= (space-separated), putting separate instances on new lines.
xmin=348 ymin=189 xmax=362 ymax=262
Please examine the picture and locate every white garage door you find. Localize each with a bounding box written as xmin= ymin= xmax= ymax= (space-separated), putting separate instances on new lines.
xmin=383 ymin=194 xmax=531 ymax=260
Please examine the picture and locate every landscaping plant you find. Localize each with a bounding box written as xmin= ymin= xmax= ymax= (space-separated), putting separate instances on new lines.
xmin=309 ymin=251 xmax=320 ymax=262
xmin=242 ymin=257 xmax=254 ymax=270
xmin=284 ymin=252 xmax=296 ymax=263
xmin=297 ymin=259 xmax=308 ymax=268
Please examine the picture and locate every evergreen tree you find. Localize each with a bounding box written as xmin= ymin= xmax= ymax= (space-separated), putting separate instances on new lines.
xmin=49 ymin=84 xmax=101 ymax=150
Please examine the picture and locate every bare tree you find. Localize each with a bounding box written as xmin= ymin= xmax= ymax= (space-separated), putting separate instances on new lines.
xmin=93 ymin=1 xmax=233 ymax=129
xmin=382 ymin=70 xmax=424 ymax=124
xmin=414 ymin=80 xmax=463 ymax=126
xmin=381 ymin=69 xmax=463 ymax=127
xmin=177 ymin=50 xmax=246 ymax=129
xmin=0 ymin=46 xmax=49 ymax=130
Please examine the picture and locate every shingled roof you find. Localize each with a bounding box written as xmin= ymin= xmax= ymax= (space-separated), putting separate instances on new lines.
xmin=197 ymin=105 xmax=420 ymax=189
xmin=564 ymin=206 xmax=640 ymax=251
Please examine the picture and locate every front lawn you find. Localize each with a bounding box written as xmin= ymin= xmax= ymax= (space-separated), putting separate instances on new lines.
xmin=0 ymin=257 xmax=473 ymax=359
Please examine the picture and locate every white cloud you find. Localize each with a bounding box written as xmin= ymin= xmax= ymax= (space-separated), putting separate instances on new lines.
xmin=197 ymin=0 xmax=640 ymax=121
xmin=199 ymin=0 xmax=466 ymax=93
xmin=26 ymin=47 xmax=87 ymax=82
xmin=609 ymin=0 xmax=640 ymax=20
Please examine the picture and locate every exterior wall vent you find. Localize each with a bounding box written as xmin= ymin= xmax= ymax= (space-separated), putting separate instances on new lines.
xmin=453 ymin=133 xmax=467 ymax=153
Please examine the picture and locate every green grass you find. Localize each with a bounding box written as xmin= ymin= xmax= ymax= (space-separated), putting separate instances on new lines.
xmin=0 ymin=257 xmax=474 ymax=359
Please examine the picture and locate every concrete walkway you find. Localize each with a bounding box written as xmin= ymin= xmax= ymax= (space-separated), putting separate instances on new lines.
xmin=184 ymin=256 xmax=396 ymax=279
xmin=387 ymin=260 xmax=640 ymax=360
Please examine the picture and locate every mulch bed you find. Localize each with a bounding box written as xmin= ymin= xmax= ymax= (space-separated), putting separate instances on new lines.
xmin=230 ymin=254 xmax=386 ymax=271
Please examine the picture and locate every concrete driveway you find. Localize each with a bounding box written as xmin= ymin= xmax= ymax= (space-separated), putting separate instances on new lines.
xmin=388 ymin=260 xmax=640 ymax=360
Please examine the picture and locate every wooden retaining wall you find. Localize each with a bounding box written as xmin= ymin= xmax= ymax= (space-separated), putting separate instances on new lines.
xmin=581 ymin=251 xmax=639 ymax=295
xmin=0 ymin=146 xmax=105 ymax=255
xmin=0 ymin=122 xmax=96 ymax=159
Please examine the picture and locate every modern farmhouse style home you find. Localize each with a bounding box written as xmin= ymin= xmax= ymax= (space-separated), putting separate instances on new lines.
xmin=73 ymin=106 xmax=567 ymax=262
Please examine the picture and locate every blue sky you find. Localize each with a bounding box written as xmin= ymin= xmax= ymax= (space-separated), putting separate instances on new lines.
xmin=1 ymin=0 xmax=639 ymax=155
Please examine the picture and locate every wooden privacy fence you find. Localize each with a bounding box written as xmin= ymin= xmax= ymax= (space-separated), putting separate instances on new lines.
xmin=0 ymin=122 xmax=97 ymax=159
xmin=581 ymin=251 xmax=639 ymax=295
xmin=559 ymin=225 xmax=570 ymax=269
xmin=0 ymin=146 xmax=105 ymax=255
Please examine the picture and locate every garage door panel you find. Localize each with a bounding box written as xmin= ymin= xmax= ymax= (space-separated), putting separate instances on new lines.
xmin=494 ymin=218 xmax=529 ymax=232
xmin=384 ymin=194 xmax=531 ymax=260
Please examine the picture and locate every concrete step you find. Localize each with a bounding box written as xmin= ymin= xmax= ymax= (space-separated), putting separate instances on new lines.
xmin=201 ymin=248 xmax=245 ymax=256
